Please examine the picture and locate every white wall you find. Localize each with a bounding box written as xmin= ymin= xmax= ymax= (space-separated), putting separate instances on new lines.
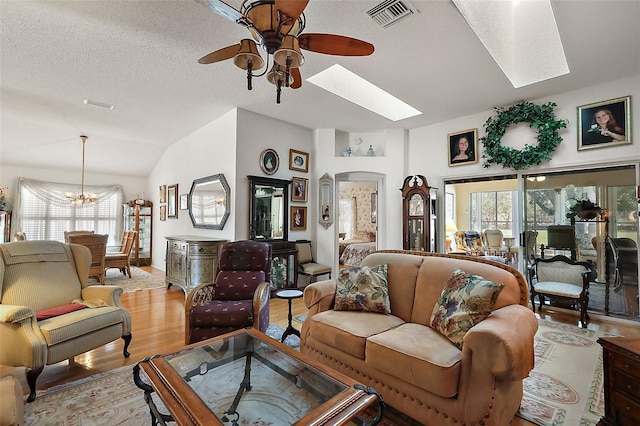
xmin=0 ymin=164 xmax=147 ymax=206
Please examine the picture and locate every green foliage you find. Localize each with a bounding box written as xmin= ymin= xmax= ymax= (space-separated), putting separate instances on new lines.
xmin=480 ymin=101 xmax=568 ymax=170
xmin=566 ymin=197 xmax=601 ymax=219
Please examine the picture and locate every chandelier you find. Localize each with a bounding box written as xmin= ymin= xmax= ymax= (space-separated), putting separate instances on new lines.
xmin=65 ymin=135 xmax=98 ymax=205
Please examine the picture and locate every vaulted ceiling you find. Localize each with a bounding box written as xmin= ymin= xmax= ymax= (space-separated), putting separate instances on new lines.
xmin=1 ymin=0 xmax=639 ymax=177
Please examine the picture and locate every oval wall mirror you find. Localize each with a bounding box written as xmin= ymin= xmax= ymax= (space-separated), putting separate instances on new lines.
xmin=188 ymin=174 xmax=230 ymax=230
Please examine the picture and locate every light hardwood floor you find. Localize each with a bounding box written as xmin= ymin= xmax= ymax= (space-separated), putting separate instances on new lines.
xmin=4 ymin=265 xmax=640 ymax=426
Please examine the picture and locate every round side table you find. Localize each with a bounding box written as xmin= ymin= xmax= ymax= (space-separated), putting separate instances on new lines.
xmin=275 ymin=289 xmax=303 ymax=342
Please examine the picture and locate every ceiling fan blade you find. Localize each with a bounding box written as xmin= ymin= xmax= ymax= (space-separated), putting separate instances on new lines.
xmin=196 ymin=0 xmax=247 ymax=25
xmin=290 ymin=67 xmax=302 ymax=89
xmin=198 ymin=43 xmax=240 ymax=64
xmin=299 ymin=33 xmax=375 ymax=56
xmin=274 ymin=0 xmax=309 ymax=22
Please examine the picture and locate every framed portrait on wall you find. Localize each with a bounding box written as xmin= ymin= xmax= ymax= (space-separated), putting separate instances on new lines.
xmin=289 ymin=149 xmax=309 ymax=173
xmin=259 ymin=149 xmax=279 ymax=175
xmin=291 ymin=177 xmax=308 ymax=202
xmin=448 ymin=129 xmax=478 ymax=166
xmin=291 ymin=206 xmax=307 ymax=230
xmin=159 ymin=185 xmax=166 ymax=203
xmin=577 ymin=96 xmax=631 ymax=151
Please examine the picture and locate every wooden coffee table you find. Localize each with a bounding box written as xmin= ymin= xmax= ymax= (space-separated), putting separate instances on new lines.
xmin=134 ymin=328 xmax=383 ymax=425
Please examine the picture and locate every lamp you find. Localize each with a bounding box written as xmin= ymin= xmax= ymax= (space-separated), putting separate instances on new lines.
xmin=445 ymin=218 xmax=458 ymax=252
xmin=64 ymin=135 xmax=98 ymax=205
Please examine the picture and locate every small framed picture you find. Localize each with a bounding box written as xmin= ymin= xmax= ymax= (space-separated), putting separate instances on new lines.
xmin=159 ymin=185 xmax=166 ymax=203
xmin=289 ymin=149 xmax=309 ymax=173
xmin=291 ymin=206 xmax=307 ymax=230
xmin=167 ymin=184 xmax=178 ymax=218
xmin=577 ymin=96 xmax=631 ymax=151
xmin=179 ymin=194 xmax=188 ymax=210
xmin=291 ymin=177 xmax=308 ymax=202
xmin=448 ymin=129 xmax=478 ymax=166
xmin=159 ymin=205 xmax=166 ymax=221
xmin=259 ymin=148 xmax=279 ymax=175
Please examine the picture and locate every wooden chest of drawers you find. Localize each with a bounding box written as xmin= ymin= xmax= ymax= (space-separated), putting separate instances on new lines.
xmin=165 ymin=235 xmax=227 ymax=295
xmin=598 ymin=337 xmax=640 ymax=426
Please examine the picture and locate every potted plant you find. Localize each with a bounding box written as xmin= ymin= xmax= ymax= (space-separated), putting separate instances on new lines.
xmin=566 ymin=197 xmax=602 ymax=220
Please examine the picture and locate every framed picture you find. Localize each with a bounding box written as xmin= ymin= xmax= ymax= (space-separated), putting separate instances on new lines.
xmin=291 ymin=206 xmax=307 ymax=230
xmin=159 ymin=205 xmax=166 ymax=221
xmin=179 ymin=194 xmax=188 ymax=210
xmin=167 ymin=184 xmax=178 ymax=218
xmin=370 ymin=193 xmax=377 ymax=223
xmin=159 ymin=185 xmax=166 ymax=203
xmin=291 ymin=177 xmax=308 ymax=202
xmin=448 ymin=128 xmax=478 ymax=166
xmin=289 ymin=149 xmax=309 ymax=173
xmin=259 ymin=148 xmax=279 ymax=175
xmin=577 ymin=96 xmax=631 ymax=151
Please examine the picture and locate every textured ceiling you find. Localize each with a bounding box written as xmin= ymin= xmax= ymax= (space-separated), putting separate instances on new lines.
xmin=1 ymin=0 xmax=639 ymax=177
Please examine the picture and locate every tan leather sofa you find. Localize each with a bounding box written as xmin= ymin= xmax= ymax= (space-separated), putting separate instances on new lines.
xmin=0 ymin=241 xmax=132 ymax=402
xmin=0 ymin=371 xmax=24 ymax=426
xmin=301 ymin=251 xmax=537 ymax=426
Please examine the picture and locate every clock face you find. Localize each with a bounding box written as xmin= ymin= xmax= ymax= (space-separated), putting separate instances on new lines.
xmin=409 ymin=194 xmax=424 ymax=216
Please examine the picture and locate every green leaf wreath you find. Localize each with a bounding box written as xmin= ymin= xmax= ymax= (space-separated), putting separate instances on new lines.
xmin=480 ymin=101 xmax=568 ymax=170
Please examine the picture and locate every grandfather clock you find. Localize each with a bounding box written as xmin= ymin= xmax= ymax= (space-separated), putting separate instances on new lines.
xmin=401 ymin=175 xmax=437 ymax=252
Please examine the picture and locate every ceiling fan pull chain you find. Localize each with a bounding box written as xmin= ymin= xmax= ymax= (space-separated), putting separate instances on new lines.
xmin=276 ymin=79 xmax=282 ymax=104
xmin=284 ymin=56 xmax=292 ymax=88
xmin=247 ymin=62 xmax=253 ymax=90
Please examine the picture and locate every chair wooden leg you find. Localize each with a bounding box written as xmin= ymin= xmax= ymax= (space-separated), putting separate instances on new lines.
xmin=26 ymin=366 xmax=44 ymax=402
xmin=122 ymin=333 xmax=132 ymax=358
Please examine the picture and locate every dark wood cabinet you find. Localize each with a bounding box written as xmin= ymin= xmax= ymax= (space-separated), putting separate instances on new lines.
xmin=400 ymin=175 xmax=437 ymax=252
xmin=598 ymin=337 xmax=640 ymax=426
xmin=265 ymin=240 xmax=298 ymax=290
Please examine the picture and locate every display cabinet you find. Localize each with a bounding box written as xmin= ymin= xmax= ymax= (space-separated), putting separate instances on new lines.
xmin=165 ymin=235 xmax=228 ymax=295
xmin=124 ymin=200 xmax=152 ymax=266
xmin=401 ymin=175 xmax=437 ymax=252
xmin=0 ymin=211 xmax=11 ymax=243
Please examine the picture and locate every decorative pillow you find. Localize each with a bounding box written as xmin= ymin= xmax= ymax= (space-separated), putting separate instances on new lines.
xmin=430 ymin=269 xmax=504 ymax=348
xmin=36 ymin=303 xmax=86 ymax=320
xmin=334 ymin=264 xmax=390 ymax=314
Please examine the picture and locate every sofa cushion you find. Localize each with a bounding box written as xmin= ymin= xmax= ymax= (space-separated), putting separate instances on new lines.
xmin=366 ymin=323 xmax=462 ymax=398
xmin=309 ymin=310 xmax=404 ymax=359
xmin=335 ymin=264 xmax=390 ymax=314
xmin=38 ymin=307 xmax=126 ymax=345
xmin=430 ymin=269 xmax=504 ymax=349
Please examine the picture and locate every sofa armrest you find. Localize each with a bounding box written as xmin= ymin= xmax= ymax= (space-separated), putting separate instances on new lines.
xmin=303 ymin=279 xmax=337 ymax=316
xmin=81 ymin=285 xmax=124 ymax=307
xmin=463 ymin=304 xmax=538 ymax=381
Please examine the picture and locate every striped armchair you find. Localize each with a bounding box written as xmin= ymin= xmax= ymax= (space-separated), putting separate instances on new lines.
xmin=0 ymin=240 xmax=132 ymax=402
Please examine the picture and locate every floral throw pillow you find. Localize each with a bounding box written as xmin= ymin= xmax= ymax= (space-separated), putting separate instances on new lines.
xmin=334 ymin=264 xmax=390 ymax=314
xmin=430 ymin=269 xmax=504 ymax=349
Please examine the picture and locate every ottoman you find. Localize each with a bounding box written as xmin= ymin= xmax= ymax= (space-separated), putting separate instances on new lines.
xmin=0 ymin=372 xmax=24 ymax=426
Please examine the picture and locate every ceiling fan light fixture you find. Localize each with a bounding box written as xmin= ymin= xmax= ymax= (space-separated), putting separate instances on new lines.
xmin=266 ymin=63 xmax=293 ymax=86
xmin=233 ymin=39 xmax=264 ymax=70
xmin=274 ymin=35 xmax=304 ymax=68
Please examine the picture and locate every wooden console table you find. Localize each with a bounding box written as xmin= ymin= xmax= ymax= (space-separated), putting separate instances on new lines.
xmin=598 ymin=337 xmax=640 ymax=425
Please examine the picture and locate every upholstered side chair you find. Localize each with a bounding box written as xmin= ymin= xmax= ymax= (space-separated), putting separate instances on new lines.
xmin=185 ymin=240 xmax=272 ymax=344
xmin=296 ymin=240 xmax=331 ymax=285
xmin=482 ymin=229 xmax=505 ymax=256
xmin=529 ymin=254 xmax=591 ymax=326
xmin=0 ymin=240 xmax=132 ymax=401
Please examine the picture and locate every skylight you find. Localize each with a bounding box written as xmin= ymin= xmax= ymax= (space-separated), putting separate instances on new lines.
xmin=453 ymin=0 xmax=569 ymax=88
xmin=306 ymin=64 xmax=422 ymax=122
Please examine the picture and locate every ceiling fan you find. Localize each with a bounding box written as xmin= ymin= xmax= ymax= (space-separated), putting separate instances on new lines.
xmin=196 ymin=0 xmax=375 ymax=103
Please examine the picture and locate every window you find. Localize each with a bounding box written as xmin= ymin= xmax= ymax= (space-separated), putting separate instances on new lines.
xmin=14 ymin=178 xmax=124 ymax=244
xmin=470 ymin=190 xmax=517 ymax=236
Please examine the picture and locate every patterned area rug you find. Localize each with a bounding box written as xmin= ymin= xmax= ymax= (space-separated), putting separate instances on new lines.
xmin=23 ymin=325 xmax=402 ymax=425
xmin=98 ymin=266 xmax=165 ymax=292
xmin=517 ymin=320 xmax=613 ymax=425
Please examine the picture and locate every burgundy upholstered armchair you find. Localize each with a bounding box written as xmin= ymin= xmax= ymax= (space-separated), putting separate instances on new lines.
xmin=185 ymin=240 xmax=272 ymax=344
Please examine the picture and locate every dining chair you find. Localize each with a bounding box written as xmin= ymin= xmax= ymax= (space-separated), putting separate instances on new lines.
xmin=67 ymin=233 xmax=109 ymax=284
xmin=104 ymin=230 xmax=137 ymax=278
xmin=64 ymin=230 xmax=94 ymax=243
xmin=296 ymin=240 xmax=332 ymax=284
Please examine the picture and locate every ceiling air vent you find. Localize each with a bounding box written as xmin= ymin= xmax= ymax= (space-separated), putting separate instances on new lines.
xmin=366 ymin=0 xmax=415 ymax=29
